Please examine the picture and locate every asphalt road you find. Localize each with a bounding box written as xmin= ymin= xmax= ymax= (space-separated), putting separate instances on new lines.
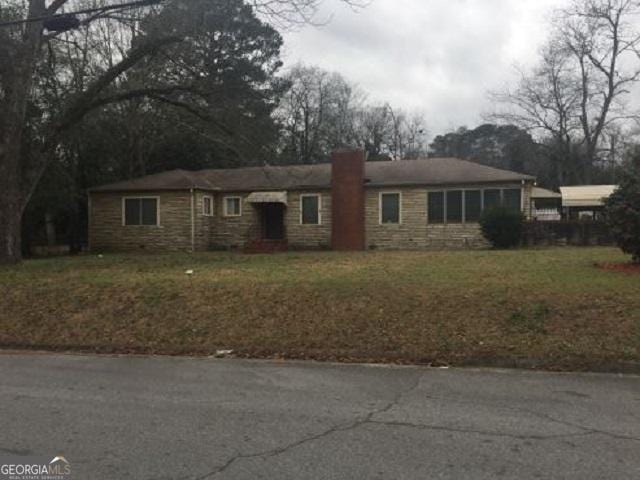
xmin=0 ymin=354 xmax=639 ymax=479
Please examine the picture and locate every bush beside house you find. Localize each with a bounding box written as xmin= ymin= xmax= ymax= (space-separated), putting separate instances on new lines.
xmin=479 ymin=207 xmax=524 ymax=249
xmin=605 ymin=164 xmax=640 ymax=263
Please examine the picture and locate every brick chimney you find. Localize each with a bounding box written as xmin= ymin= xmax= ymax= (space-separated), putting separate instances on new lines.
xmin=331 ymin=149 xmax=366 ymax=251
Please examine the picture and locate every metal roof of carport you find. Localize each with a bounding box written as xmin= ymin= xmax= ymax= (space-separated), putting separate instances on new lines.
xmin=559 ymin=185 xmax=617 ymax=207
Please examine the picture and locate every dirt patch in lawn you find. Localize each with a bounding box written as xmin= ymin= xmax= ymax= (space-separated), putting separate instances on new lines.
xmin=1 ymin=248 xmax=639 ymax=373
xmin=597 ymin=262 xmax=640 ymax=274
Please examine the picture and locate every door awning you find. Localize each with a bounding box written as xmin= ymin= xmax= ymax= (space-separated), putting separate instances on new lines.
xmin=246 ymin=191 xmax=288 ymax=205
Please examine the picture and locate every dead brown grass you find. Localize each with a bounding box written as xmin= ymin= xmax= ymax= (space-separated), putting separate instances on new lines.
xmin=1 ymin=247 xmax=639 ymax=371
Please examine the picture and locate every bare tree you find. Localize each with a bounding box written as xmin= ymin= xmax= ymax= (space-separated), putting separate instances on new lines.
xmin=559 ymin=0 xmax=640 ymax=181
xmin=490 ymin=0 xmax=640 ymax=184
xmin=251 ymin=0 xmax=369 ymax=28
xmin=355 ymin=103 xmax=392 ymax=160
xmin=490 ymin=44 xmax=581 ymax=183
xmin=403 ymin=112 xmax=429 ymax=160
xmin=277 ymin=64 xmax=363 ymax=163
xmin=355 ymin=104 xmax=428 ymax=161
xmin=0 ymin=0 xmax=369 ymax=264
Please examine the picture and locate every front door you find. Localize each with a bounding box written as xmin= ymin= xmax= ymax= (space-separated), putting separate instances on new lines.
xmin=261 ymin=203 xmax=285 ymax=240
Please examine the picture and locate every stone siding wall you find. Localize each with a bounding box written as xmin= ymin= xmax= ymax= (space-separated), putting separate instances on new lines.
xmin=365 ymin=183 xmax=533 ymax=250
xmin=210 ymin=192 xmax=259 ymax=250
xmin=285 ymin=190 xmax=332 ymax=249
xmin=209 ymin=190 xmax=332 ymax=250
xmin=89 ymin=191 xmax=194 ymax=252
xmin=89 ymin=183 xmax=533 ymax=252
xmin=194 ymin=191 xmax=215 ymax=251
xmin=365 ymin=188 xmax=428 ymax=250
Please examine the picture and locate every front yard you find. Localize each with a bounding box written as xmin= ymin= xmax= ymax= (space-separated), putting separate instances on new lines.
xmin=1 ymin=247 xmax=639 ymax=371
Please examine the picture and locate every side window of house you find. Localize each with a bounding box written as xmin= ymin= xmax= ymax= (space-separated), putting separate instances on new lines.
xmin=380 ymin=193 xmax=401 ymax=224
xmin=203 ymin=196 xmax=213 ymax=216
xmin=224 ymin=196 xmax=241 ymax=217
xmin=464 ymin=190 xmax=482 ymax=222
xmin=503 ymin=189 xmax=522 ymax=213
xmin=301 ymin=195 xmax=320 ymax=225
xmin=446 ymin=191 xmax=463 ymax=223
xmin=428 ymin=188 xmax=522 ymax=224
xmin=428 ymin=192 xmax=444 ymax=224
xmin=483 ymin=189 xmax=501 ymax=210
xmin=124 ymin=198 xmax=158 ymax=226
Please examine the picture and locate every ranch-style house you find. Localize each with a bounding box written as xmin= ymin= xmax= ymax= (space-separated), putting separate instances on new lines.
xmin=88 ymin=150 xmax=535 ymax=252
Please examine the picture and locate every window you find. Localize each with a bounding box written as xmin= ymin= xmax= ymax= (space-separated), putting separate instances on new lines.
xmin=123 ymin=197 xmax=158 ymax=226
xmin=380 ymin=192 xmax=401 ymax=224
xmin=503 ymin=189 xmax=522 ymax=213
xmin=427 ymin=187 xmax=523 ymax=224
xmin=202 ymin=196 xmax=213 ymax=216
xmin=483 ymin=189 xmax=501 ymax=210
xmin=223 ymin=196 xmax=241 ymax=217
xmin=446 ymin=190 xmax=463 ymax=223
xmin=428 ymin=191 xmax=445 ymax=224
xmin=301 ymin=194 xmax=321 ymax=225
xmin=464 ymin=190 xmax=482 ymax=222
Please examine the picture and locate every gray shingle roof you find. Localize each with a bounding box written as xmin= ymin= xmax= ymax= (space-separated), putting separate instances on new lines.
xmin=90 ymin=158 xmax=535 ymax=193
xmin=89 ymin=169 xmax=217 ymax=192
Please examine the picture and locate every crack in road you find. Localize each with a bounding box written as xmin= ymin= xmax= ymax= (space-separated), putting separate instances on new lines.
xmin=388 ymin=389 xmax=640 ymax=444
xmin=513 ymin=407 xmax=640 ymax=443
xmin=196 ymin=373 xmax=423 ymax=479
xmin=365 ymin=420 xmax=597 ymax=441
xmin=194 ymin=371 xmax=639 ymax=479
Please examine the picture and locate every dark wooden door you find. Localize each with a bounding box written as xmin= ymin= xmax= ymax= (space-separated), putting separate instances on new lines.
xmin=262 ymin=203 xmax=285 ymax=240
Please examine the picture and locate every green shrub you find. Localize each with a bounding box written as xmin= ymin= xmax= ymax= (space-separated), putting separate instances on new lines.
xmin=605 ymin=163 xmax=640 ymax=263
xmin=479 ymin=207 xmax=524 ymax=249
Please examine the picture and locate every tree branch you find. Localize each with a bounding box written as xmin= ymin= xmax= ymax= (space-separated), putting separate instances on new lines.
xmin=51 ymin=35 xmax=182 ymax=135
xmin=46 ymin=0 xmax=70 ymax=15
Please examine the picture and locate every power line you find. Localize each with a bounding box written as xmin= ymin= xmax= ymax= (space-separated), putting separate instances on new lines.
xmin=0 ymin=0 xmax=164 ymax=28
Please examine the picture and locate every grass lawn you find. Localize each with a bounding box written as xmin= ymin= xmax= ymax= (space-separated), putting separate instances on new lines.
xmin=1 ymin=247 xmax=639 ymax=371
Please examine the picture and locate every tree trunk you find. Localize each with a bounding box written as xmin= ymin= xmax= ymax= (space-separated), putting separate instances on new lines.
xmin=0 ymin=0 xmax=45 ymax=264
xmin=68 ymin=200 xmax=83 ymax=254
xmin=0 ymin=126 xmax=27 ymax=264
xmin=45 ymin=211 xmax=57 ymax=247
xmin=0 ymin=181 xmax=23 ymax=264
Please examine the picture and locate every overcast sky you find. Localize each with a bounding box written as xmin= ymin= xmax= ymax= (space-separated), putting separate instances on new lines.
xmin=281 ymin=0 xmax=569 ymax=137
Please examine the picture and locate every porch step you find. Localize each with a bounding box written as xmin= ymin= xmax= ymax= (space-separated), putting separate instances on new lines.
xmin=244 ymin=239 xmax=289 ymax=254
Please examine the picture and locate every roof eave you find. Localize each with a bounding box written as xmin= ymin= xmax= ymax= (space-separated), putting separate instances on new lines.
xmin=364 ymin=178 xmax=535 ymax=188
xmin=88 ymin=186 xmax=221 ymax=194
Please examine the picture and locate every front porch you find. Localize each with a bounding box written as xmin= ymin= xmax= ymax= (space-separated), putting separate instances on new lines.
xmin=244 ymin=192 xmax=288 ymax=253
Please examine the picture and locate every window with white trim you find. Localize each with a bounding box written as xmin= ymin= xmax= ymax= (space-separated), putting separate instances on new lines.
xmin=300 ymin=194 xmax=321 ymax=225
xmin=202 ymin=196 xmax=213 ymax=216
xmin=223 ymin=196 xmax=242 ymax=217
xmin=380 ymin=192 xmax=401 ymax=224
xmin=123 ymin=197 xmax=159 ymax=226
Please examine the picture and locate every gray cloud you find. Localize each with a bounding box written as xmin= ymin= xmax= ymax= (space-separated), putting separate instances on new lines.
xmin=281 ymin=0 xmax=567 ymax=136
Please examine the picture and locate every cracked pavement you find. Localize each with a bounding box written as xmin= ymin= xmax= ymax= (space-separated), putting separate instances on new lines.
xmin=0 ymin=354 xmax=638 ymax=479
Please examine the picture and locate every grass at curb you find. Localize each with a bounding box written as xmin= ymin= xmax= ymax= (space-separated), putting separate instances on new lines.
xmin=1 ymin=247 xmax=639 ymax=372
